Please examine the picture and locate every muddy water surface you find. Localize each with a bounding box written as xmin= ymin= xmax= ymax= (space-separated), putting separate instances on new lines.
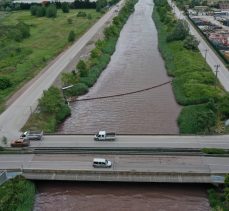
xmin=59 ymin=0 xmax=181 ymax=134
xmin=34 ymin=182 xmax=210 ymax=211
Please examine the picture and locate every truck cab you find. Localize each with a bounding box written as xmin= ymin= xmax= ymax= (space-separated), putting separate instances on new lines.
xmin=95 ymin=131 xmax=106 ymax=140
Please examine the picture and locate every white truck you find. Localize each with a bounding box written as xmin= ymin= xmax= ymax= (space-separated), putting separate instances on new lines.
xmin=94 ymin=131 xmax=116 ymax=141
xmin=20 ymin=130 xmax=43 ymax=140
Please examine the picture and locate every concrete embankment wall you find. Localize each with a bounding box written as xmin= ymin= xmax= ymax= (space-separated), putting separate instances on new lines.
xmin=22 ymin=169 xmax=225 ymax=184
xmin=0 ymin=171 xmax=7 ymax=185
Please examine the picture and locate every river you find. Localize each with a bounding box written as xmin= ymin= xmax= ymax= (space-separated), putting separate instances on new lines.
xmin=58 ymin=0 xmax=181 ymax=134
xmin=34 ymin=182 xmax=210 ymax=211
xmin=35 ymin=0 xmax=209 ymax=209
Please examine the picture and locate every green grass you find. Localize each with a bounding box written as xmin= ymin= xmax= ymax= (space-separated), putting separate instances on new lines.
xmin=0 ymin=175 xmax=36 ymax=211
xmin=153 ymin=2 xmax=229 ymax=134
xmin=0 ymin=9 xmax=101 ymax=110
xmin=201 ymin=148 xmax=228 ymax=154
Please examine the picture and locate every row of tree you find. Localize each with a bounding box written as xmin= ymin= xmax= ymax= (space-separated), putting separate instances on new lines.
xmin=1 ymin=0 xmax=121 ymax=12
xmin=30 ymin=4 xmax=57 ymax=18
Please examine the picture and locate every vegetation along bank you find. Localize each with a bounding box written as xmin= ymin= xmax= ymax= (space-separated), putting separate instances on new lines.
xmin=153 ymin=0 xmax=229 ymax=134
xmin=0 ymin=175 xmax=36 ymax=211
xmin=0 ymin=4 xmax=102 ymax=113
xmin=23 ymin=0 xmax=138 ymax=132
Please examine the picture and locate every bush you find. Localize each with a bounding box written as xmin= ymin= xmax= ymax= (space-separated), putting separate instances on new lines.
xmin=65 ymin=83 xmax=89 ymax=97
xmin=178 ymin=104 xmax=215 ymax=134
xmin=0 ymin=77 xmax=12 ymax=90
xmin=35 ymin=6 xmax=46 ymax=17
xmin=166 ymin=20 xmax=189 ymax=42
xmin=56 ymin=104 xmax=71 ymax=123
xmin=67 ymin=18 xmax=73 ymax=24
xmin=61 ymin=71 xmax=79 ymax=86
xmin=30 ymin=5 xmax=38 ymax=16
xmin=46 ymin=4 xmax=57 ymax=18
xmin=87 ymin=14 xmax=92 ymax=19
xmin=0 ymin=176 xmax=35 ymax=211
xmin=38 ymin=86 xmax=66 ymax=114
xmin=201 ymin=148 xmax=226 ymax=154
xmin=77 ymin=11 xmax=87 ymax=17
xmin=183 ymin=35 xmax=199 ymax=50
xmin=68 ymin=30 xmax=76 ymax=42
xmin=62 ymin=2 xmax=70 ymax=13
xmin=77 ymin=60 xmax=88 ymax=77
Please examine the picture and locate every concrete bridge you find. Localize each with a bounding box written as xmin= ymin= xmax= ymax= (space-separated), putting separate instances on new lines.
xmin=0 ymin=154 xmax=228 ymax=184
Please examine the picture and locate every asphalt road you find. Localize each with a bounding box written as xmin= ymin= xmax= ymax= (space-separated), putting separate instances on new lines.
xmin=22 ymin=134 xmax=229 ymax=149
xmin=0 ymin=1 xmax=124 ymax=140
xmin=168 ymin=0 xmax=229 ymax=91
xmin=0 ymin=154 xmax=229 ymax=174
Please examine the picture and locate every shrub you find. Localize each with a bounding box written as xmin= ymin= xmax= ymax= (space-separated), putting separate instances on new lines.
xmin=30 ymin=5 xmax=38 ymax=16
xmin=46 ymin=4 xmax=57 ymax=18
xmin=38 ymin=86 xmax=66 ymax=114
xmin=0 ymin=176 xmax=35 ymax=211
xmin=16 ymin=22 xmax=30 ymax=39
xmin=68 ymin=30 xmax=76 ymax=42
xmin=0 ymin=77 xmax=12 ymax=90
xmin=166 ymin=20 xmax=189 ymax=42
xmin=183 ymin=35 xmax=199 ymax=51
xmin=36 ymin=6 xmax=46 ymax=17
xmin=62 ymin=2 xmax=69 ymax=13
xmin=61 ymin=71 xmax=79 ymax=86
xmin=64 ymin=83 xmax=89 ymax=97
xmin=201 ymin=148 xmax=226 ymax=154
xmin=87 ymin=14 xmax=92 ymax=19
xmin=77 ymin=11 xmax=87 ymax=17
xmin=77 ymin=60 xmax=88 ymax=77
xmin=67 ymin=18 xmax=73 ymax=24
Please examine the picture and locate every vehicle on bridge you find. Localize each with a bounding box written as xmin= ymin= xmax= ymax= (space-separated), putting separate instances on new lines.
xmin=94 ymin=131 xmax=116 ymax=141
xmin=20 ymin=130 xmax=43 ymax=140
xmin=11 ymin=138 xmax=30 ymax=147
xmin=93 ymin=158 xmax=112 ymax=168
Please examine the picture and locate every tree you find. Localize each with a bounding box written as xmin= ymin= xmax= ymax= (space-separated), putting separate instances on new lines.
xmin=68 ymin=30 xmax=76 ymax=42
xmin=77 ymin=60 xmax=88 ymax=77
xmin=0 ymin=77 xmax=12 ymax=90
xmin=183 ymin=35 xmax=199 ymax=51
xmin=46 ymin=4 xmax=57 ymax=18
xmin=36 ymin=6 xmax=46 ymax=17
xmin=30 ymin=5 xmax=38 ymax=16
xmin=38 ymin=86 xmax=65 ymax=114
xmin=61 ymin=72 xmax=79 ymax=86
xmin=166 ymin=20 xmax=189 ymax=42
xmin=62 ymin=2 xmax=69 ymax=13
xmin=196 ymin=110 xmax=216 ymax=133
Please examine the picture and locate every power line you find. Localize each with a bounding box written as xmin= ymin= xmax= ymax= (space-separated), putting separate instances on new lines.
xmin=72 ymin=80 xmax=172 ymax=102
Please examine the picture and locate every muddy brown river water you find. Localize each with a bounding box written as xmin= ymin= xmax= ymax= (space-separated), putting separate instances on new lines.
xmin=34 ymin=182 xmax=210 ymax=211
xmin=58 ymin=0 xmax=181 ymax=134
xmin=36 ymin=0 xmax=210 ymax=209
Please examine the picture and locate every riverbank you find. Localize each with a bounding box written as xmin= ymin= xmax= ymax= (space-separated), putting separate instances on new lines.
xmin=23 ymin=0 xmax=139 ymax=133
xmin=0 ymin=9 xmax=102 ymax=113
xmin=0 ymin=175 xmax=35 ymax=211
xmin=153 ymin=0 xmax=229 ymax=134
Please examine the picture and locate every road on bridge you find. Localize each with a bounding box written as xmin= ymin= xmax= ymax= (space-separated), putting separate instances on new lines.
xmin=25 ymin=135 xmax=229 ymax=149
xmin=0 ymin=0 xmax=124 ymax=140
xmin=0 ymin=154 xmax=229 ymax=174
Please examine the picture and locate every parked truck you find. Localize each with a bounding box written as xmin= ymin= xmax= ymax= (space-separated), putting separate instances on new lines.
xmin=94 ymin=131 xmax=116 ymax=141
xmin=20 ymin=130 xmax=43 ymax=140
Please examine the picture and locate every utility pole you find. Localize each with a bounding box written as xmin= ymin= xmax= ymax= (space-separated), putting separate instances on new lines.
xmin=214 ymin=64 xmax=220 ymax=88
xmin=204 ymin=49 xmax=208 ymax=62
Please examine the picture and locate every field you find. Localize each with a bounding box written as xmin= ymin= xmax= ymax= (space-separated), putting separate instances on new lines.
xmin=0 ymin=9 xmax=101 ymax=112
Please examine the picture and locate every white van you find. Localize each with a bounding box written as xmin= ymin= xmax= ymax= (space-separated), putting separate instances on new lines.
xmin=93 ymin=158 xmax=112 ymax=168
